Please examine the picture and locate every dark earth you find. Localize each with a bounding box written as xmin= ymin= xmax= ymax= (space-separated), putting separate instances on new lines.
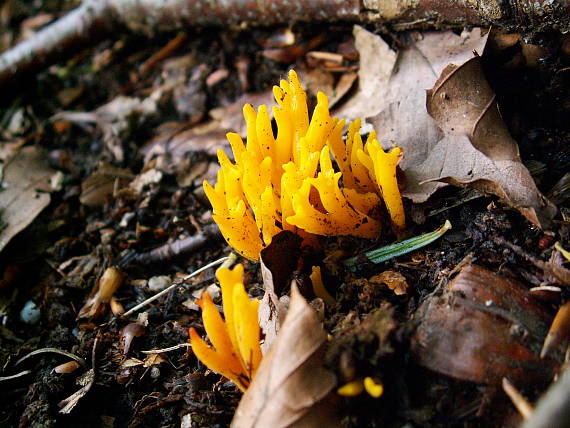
xmin=0 ymin=1 xmax=569 ymax=427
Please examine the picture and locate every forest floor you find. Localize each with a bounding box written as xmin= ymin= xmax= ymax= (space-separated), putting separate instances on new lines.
xmin=0 ymin=1 xmax=569 ymax=427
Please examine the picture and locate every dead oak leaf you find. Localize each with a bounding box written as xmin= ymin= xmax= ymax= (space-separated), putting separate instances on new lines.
xmin=336 ymin=27 xmax=555 ymax=227
xmin=423 ymin=56 xmax=556 ymax=226
xmin=232 ymin=284 xmax=339 ymax=428
xmin=0 ymin=146 xmax=61 ymax=253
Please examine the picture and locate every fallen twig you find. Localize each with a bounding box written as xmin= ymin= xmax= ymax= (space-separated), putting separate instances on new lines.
xmin=120 ymin=256 xmax=228 ymax=318
xmin=141 ymin=343 xmax=191 ymax=354
xmin=119 ymin=224 xmax=222 ymax=267
xmin=58 ymin=335 xmax=99 ymax=414
xmin=0 ymin=370 xmax=31 ymax=382
xmin=1 ymin=0 xmax=569 ymax=89
xmin=492 ymin=236 xmax=570 ymax=286
xmin=14 ymin=347 xmax=87 ymax=367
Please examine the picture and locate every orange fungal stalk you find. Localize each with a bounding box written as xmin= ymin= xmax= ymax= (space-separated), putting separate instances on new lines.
xmin=189 ymin=264 xmax=262 ymax=391
xmin=204 ymin=70 xmax=404 ymax=260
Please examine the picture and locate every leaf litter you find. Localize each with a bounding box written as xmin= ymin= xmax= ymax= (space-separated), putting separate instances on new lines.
xmin=336 ymin=26 xmax=556 ymax=227
xmin=0 ymin=18 xmax=569 ymax=428
xmin=232 ymin=284 xmax=339 ymax=428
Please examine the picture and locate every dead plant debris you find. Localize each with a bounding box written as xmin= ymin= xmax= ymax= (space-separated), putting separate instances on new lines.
xmin=0 ymin=10 xmax=569 ymax=428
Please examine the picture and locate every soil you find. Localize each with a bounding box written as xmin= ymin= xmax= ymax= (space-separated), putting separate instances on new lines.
xmin=0 ymin=3 xmax=569 ymax=428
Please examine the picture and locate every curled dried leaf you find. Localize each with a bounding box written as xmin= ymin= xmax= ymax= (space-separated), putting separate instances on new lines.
xmin=232 ymin=284 xmax=339 ymax=428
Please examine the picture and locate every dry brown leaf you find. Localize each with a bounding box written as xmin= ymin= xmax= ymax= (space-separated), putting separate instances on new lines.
xmin=424 ymin=57 xmax=556 ymax=226
xmin=141 ymin=120 xmax=229 ymax=172
xmin=336 ymin=26 xmax=555 ymax=227
xmin=258 ymin=231 xmax=302 ymax=354
xmin=298 ymin=68 xmax=335 ymax=100
xmin=52 ymin=95 xmax=158 ymax=162
xmin=143 ymin=353 xmax=166 ymax=367
xmin=79 ymin=162 xmax=133 ymax=206
xmin=369 ymin=270 xmax=409 ymax=295
xmin=232 ymin=284 xmax=339 ymax=428
xmin=329 ymin=71 xmax=358 ymax=108
xmin=411 ymin=264 xmax=559 ymax=385
xmin=335 ymin=25 xmax=397 ymax=119
xmin=0 ymin=146 xmax=60 ymax=253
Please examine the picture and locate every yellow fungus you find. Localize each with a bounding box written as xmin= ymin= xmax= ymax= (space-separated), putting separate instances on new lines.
xmin=364 ymin=377 xmax=384 ymax=398
xmin=204 ymin=69 xmax=405 ymax=260
xmin=337 ymin=377 xmax=384 ymax=398
xmin=310 ymin=266 xmax=335 ymax=305
xmin=337 ymin=379 xmax=365 ymax=397
xmin=555 ymin=242 xmax=570 ymax=262
xmin=189 ymin=264 xmax=262 ymax=391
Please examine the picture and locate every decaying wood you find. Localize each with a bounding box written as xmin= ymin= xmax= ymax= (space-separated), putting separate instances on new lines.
xmin=1 ymin=0 xmax=569 ymax=89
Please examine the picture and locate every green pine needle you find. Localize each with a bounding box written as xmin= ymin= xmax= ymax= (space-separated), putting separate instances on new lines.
xmin=344 ymin=220 xmax=452 ymax=271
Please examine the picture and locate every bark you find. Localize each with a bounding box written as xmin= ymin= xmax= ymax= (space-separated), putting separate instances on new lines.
xmin=0 ymin=1 xmax=113 ymax=86
xmin=0 ymin=0 xmax=569 ymax=89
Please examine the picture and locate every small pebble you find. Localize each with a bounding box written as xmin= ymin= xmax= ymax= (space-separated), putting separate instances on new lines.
xmin=148 ymin=275 xmax=171 ymax=291
xmin=20 ymin=300 xmax=41 ymax=324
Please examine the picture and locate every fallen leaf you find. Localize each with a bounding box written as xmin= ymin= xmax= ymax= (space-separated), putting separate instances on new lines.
xmin=336 ymin=27 xmax=555 ymax=227
xmin=166 ymin=121 xmax=230 ymax=157
xmin=143 ymin=353 xmax=166 ymax=367
xmin=329 ymin=71 xmax=358 ymax=108
xmin=0 ymin=146 xmax=59 ymax=253
xmin=258 ymin=231 xmax=302 ymax=354
xmin=52 ymin=95 xmax=158 ymax=162
xmin=232 ymin=284 xmax=339 ymax=428
xmin=298 ymin=68 xmax=335 ymax=100
xmin=411 ymin=264 xmax=559 ymax=385
xmin=424 ymin=56 xmax=556 ymax=226
xmin=173 ymin=64 xmax=208 ymax=121
xmin=369 ymin=270 xmax=409 ymax=295
xmin=335 ymin=25 xmax=397 ymax=119
xmin=129 ymin=168 xmax=163 ymax=194
xmin=79 ymin=162 xmax=133 ymax=206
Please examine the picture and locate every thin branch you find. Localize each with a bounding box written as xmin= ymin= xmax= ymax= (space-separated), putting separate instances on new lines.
xmin=120 ymin=256 xmax=228 ymax=318
xmin=1 ymin=0 xmax=569 ymax=88
xmin=14 ymin=347 xmax=87 ymax=367
xmin=119 ymin=224 xmax=222 ymax=267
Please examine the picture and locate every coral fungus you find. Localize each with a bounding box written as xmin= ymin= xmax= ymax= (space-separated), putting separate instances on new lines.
xmin=204 ymin=70 xmax=404 ymax=260
xmin=189 ymin=264 xmax=262 ymax=391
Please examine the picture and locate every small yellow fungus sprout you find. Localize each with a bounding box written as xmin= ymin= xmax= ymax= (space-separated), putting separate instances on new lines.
xmin=310 ymin=265 xmax=335 ymax=305
xmin=364 ymin=376 xmax=384 ymax=398
xmin=204 ymin=70 xmax=404 ymax=260
xmin=189 ymin=264 xmax=262 ymax=391
xmin=337 ymin=379 xmax=365 ymax=397
xmin=337 ymin=377 xmax=384 ymax=398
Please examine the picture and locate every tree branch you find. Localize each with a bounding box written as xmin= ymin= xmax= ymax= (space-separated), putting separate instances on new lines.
xmin=0 ymin=0 xmax=568 ymax=89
